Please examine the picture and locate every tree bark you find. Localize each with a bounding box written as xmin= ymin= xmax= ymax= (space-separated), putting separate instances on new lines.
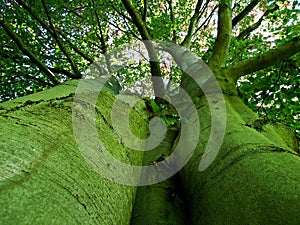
xmin=180 ymin=93 xmax=300 ymax=225
xmin=1 ymin=80 xmax=299 ymax=224
xmin=0 ymin=80 xmax=146 ymax=224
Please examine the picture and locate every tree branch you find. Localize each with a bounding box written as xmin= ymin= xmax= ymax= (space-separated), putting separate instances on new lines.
xmin=142 ymin=0 xmax=147 ymax=22
xmin=54 ymin=28 xmax=94 ymax=63
xmin=41 ymin=0 xmax=81 ymax=79
xmin=21 ymin=73 xmax=55 ymax=87
xmin=208 ymin=0 xmax=232 ymax=71
xmin=0 ymin=20 xmax=59 ymax=85
xmin=226 ymin=36 xmax=300 ymax=82
xmin=110 ymin=4 xmax=133 ymax=23
xmin=49 ymin=67 xmax=77 ymax=78
xmin=121 ymin=0 xmax=165 ymax=96
xmin=181 ymin=0 xmax=203 ymax=47
xmin=196 ymin=0 xmax=211 ymax=24
xmin=237 ymin=4 xmax=279 ymax=40
xmin=193 ymin=4 xmax=218 ymax=35
xmin=16 ymin=0 xmax=94 ymax=64
xmin=121 ymin=0 xmax=151 ymax=40
xmin=91 ymin=0 xmax=112 ymax=73
xmin=167 ymin=0 xmax=177 ymax=42
xmin=232 ymin=0 xmax=260 ymax=27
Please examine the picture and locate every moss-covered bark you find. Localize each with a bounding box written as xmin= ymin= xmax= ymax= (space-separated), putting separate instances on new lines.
xmin=1 ymin=80 xmax=299 ymax=225
xmin=0 ymin=80 xmax=147 ymax=224
xmin=131 ymin=129 xmax=188 ymax=225
xmin=180 ymin=94 xmax=300 ymax=225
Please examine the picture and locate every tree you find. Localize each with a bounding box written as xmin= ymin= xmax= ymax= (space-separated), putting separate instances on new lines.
xmin=1 ymin=0 xmax=300 ymax=224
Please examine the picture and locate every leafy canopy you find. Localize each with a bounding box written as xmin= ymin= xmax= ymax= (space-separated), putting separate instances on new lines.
xmin=0 ymin=0 xmax=299 ymax=136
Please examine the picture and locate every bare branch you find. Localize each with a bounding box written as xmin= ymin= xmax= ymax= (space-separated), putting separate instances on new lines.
xmin=232 ymin=0 xmax=260 ymax=27
xmin=226 ymin=36 xmax=300 ymax=82
xmin=208 ymin=0 xmax=232 ymax=70
xmin=0 ymin=20 xmax=59 ymax=85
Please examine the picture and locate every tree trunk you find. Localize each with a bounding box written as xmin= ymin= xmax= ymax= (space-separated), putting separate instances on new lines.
xmin=1 ymin=80 xmax=299 ymax=225
xmin=181 ymin=94 xmax=300 ymax=225
xmin=0 ymin=80 xmax=146 ymax=224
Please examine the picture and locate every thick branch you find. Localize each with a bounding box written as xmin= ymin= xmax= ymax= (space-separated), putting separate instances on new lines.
xmin=226 ymin=36 xmax=300 ymax=82
xmin=208 ymin=0 xmax=232 ymax=70
xmin=0 ymin=20 xmax=59 ymax=85
xmin=181 ymin=0 xmax=203 ymax=47
xmin=232 ymin=0 xmax=260 ymax=27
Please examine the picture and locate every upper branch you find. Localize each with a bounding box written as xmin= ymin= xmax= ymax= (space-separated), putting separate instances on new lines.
xmin=226 ymin=36 xmax=300 ymax=82
xmin=121 ymin=0 xmax=164 ymax=96
xmin=41 ymin=0 xmax=81 ymax=78
xmin=167 ymin=0 xmax=177 ymax=42
xmin=236 ymin=3 xmax=279 ymax=40
xmin=110 ymin=4 xmax=133 ymax=23
xmin=193 ymin=4 xmax=218 ymax=35
xmin=16 ymin=0 xmax=94 ymax=64
xmin=232 ymin=0 xmax=260 ymax=27
xmin=121 ymin=0 xmax=151 ymax=40
xmin=0 ymin=20 xmax=59 ymax=85
xmin=91 ymin=0 xmax=112 ymax=73
xmin=208 ymin=0 xmax=232 ymax=71
xmin=142 ymin=0 xmax=147 ymax=22
xmin=181 ymin=0 xmax=203 ymax=47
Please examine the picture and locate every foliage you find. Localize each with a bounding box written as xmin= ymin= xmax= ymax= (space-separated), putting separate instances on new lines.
xmin=145 ymin=97 xmax=180 ymax=127
xmin=238 ymin=54 xmax=300 ymax=139
xmin=0 ymin=0 xmax=299 ymax=137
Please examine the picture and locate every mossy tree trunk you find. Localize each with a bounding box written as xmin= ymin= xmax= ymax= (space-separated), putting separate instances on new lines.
xmin=1 ymin=79 xmax=299 ymax=225
xmin=0 ymin=80 xmax=147 ymax=224
xmin=1 ymin=0 xmax=300 ymax=224
xmin=181 ymin=94 xmax=300 ymax=225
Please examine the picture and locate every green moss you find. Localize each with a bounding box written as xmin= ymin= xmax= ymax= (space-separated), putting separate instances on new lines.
xmin=181 ymin=95 xmax=300 ymax=225
xmin=0 ymin=82 xmax=148 ymax=224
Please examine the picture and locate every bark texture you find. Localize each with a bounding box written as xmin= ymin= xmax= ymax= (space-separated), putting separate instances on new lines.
xmin=1 ymin=80 xmax=299 ymax=225
xmin=180 ymin=94 xmax=300 ymax=225
xmin=0 ymin=80 xmax=147 ymax=224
